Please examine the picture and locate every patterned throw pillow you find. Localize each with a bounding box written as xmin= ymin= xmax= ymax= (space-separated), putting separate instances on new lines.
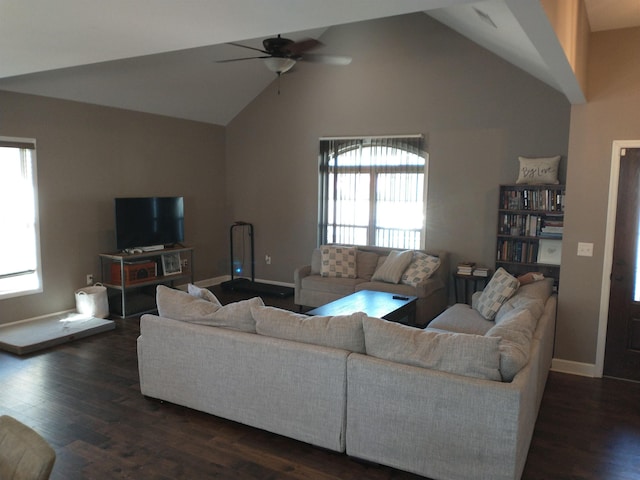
xmin=320 ymin=245 xmax=357 ymax=278
xmin=474 ymin=267 xmax=520 ymax=320
xmin=401 ymin=252 xmax=441 ymax=286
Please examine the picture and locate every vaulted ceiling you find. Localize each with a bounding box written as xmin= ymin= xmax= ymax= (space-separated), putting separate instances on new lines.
xmin=0 ymin=0 xmax=638 ymax=126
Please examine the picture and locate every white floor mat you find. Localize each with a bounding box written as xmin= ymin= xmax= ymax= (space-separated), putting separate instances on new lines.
xmin=0 ymin=312 xmax=115 ymax=355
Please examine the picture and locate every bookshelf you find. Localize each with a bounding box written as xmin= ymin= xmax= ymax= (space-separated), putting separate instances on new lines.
xmin=496 ymin=184 xmax=565 ymax=287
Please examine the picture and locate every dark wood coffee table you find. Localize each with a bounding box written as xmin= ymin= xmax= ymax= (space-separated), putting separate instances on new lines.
xmin=307 ymin=290 xmax=418 ymax=326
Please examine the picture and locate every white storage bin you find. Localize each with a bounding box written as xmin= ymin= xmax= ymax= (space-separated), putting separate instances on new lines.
xmin=75 ymin=283 xmax=109 ymax=318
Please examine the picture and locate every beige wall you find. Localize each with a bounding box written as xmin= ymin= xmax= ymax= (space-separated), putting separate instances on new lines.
xmin=0 ymin=92 xmax=228 ymax=324
xmin=557 ymin=26 xmax=640 ymax=366
xmin=226 ymin=14 xmax=570 ymax=295
xmin=541 ymin=0 xmax=590 ymax=95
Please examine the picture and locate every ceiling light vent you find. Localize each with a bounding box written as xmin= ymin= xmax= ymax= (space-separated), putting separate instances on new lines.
xmin=473 ymin=7 xmax=498 ymax=29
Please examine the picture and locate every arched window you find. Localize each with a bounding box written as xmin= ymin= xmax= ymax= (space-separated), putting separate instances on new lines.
xmin=319 ymin=136 xmax=427 ymax=249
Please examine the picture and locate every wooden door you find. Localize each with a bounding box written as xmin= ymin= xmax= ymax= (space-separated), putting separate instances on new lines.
xmin=604 ymin=147 xmax=640 ymax=380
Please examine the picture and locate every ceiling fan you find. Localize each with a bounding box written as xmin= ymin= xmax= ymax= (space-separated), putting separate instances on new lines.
xmin=217 ymin=34 xmax=352 ymax=75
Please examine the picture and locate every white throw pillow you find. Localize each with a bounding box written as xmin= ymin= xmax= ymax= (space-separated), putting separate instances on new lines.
xmin=187 ymin=283 xmax=222 ymax=305
xmin=320 ymin=245 xmax=357 ymax=278
xmin=516 ymin=155 xmax=560 ymax=184
xmin=372 ymin=250 xmax=414 ymax=284
xmin=474 ymin=268 xmax=520 ymax=320
xmin=401 ymin=252 xmax=441 ymax=286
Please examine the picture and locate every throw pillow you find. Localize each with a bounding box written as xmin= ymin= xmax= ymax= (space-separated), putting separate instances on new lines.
xmin=362 ymin=316 xmax=502 ymax=381
xmin=371 ymin=250 xmax=414 ymax=284
xmin=474 ymin=267 xmax=520 ymax=320
xmin=252 ymin=306 xmax=366 ymax=353
xmin=516 ymin=155 xmax=561 ymax=185
xmin=156 ymin=285 xmax=262 ymax=332
xmin=320 ymin=245 xmax=357 ymax=278
xmin=486 ymin=307 xmax=536 ymax=381
xmin=401 ymin=252 xmax=441 ymax=286
xmin=187 ymin=283 xmax=222 ymax=305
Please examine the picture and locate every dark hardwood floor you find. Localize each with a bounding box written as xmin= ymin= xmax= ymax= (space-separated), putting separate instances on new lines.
xmin=1 ymin=286 xmax=639 ymax=479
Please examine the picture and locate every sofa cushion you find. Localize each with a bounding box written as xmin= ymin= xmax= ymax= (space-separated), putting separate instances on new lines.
xmin=427 ymin=303 xmax=494 ymax=336
xmin=302 ymin=275 xmax=366 ymax=296
xmin=496 ymin=297 xmax=545 ymax=325
xmin=371 ymin=250 xmax=413 ymax=284
xmin=474 ymin=267 xmax=519 ymax=320
xmin=357 ymin=250 xmax=381 ymax=281
xmin=311 ymin=248 xmax=322 ymax=274
xmin=320 ymin=245 xmax=357 ymax=278
xmin=187 ymin=283 xmax=222 ymax=305
xmin=515 ymin=277 xmax=553 ymax=301
xmin=362 ymin=316 xmax=501 ymax=381
xmin=495 ymin=278 xmax=553 ymax=323
xmin=486 ymin=307 xmax=537 ymax=381
xmin=156 ymin=285 xmax=263 ymax=333
xmin=401 ymin=252 xmax=441 ymax=287
xmin=252 ymin=306 xmax=366 ymax=353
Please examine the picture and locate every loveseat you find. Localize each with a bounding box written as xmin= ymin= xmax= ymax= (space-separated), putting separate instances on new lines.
xmin=294 ymin=245 xmax=449 ymax=326
xmin=138 ymin=275 xmax=555 ymax=480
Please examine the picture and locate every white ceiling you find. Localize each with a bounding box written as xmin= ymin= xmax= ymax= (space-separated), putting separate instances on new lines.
xmin=0 ymin=0 xmax=637 ymax=126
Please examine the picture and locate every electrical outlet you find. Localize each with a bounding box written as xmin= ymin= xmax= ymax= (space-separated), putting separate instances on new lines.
xmin=86 ymin=274 xmax=94 ymax=285
xmin=265 ymin=255 xmax=272 ymax=265
xmin=577 ymin=242 xmax=594 ymax=257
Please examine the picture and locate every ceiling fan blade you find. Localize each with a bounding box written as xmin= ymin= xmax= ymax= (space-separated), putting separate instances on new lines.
xmin=227 ymin=42 xmax=270 ymax=55
xmin=284 ymin=38 xmax=322 ymax=55
xmin=216 ymin=55 xmax=271 ymax=63
xmin=301 ymin=54 xmax=352 ymax=66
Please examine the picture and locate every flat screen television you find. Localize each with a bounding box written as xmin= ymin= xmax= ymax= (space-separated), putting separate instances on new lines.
xmin=114 ymin=197 xmax=184 ymax=251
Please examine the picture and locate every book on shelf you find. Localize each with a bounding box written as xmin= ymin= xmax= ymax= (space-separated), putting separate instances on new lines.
xmin=457 ymin=262 xmax=475 ymax=275
xmin=472 ymin=267 xmax=489 ymax=277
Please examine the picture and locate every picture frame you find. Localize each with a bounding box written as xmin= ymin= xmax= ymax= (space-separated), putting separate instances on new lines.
xmin=537 ymin=239 xmax=562 ymax=265
xmin=161 ymin=252 xmax=182 ymax=275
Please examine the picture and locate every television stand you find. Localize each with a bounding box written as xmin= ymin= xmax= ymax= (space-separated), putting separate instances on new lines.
xmin=99 ymin=246 xmax=193 ymax=318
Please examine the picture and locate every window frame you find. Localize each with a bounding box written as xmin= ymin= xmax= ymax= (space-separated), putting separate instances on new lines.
xmin=0 ymin=136 xmax=42 ymax=300
xmin=318 ymin=135 xmax=428 ymax=249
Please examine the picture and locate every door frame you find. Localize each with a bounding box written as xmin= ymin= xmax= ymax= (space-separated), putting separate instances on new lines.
xmin=596 ymin=140 xmax=640 ymax=376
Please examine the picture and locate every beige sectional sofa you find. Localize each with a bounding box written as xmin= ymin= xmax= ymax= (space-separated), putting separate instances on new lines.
xmin=294 ymin=245 xmax=449 ymax=325
xmin=138 ymin=277 xmax=555 ymax=480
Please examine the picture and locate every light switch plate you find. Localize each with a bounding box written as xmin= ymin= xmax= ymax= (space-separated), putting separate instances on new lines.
xmin=577 ymin=242 xmax=594 ymax=257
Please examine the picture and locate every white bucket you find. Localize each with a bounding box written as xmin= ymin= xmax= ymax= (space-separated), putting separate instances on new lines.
xmin=75 ymin=283 xmax=109 ymax=319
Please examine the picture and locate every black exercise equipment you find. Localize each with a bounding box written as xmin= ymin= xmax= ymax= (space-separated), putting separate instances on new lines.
xmin=220 ymin=221 xmax=293 ymax=298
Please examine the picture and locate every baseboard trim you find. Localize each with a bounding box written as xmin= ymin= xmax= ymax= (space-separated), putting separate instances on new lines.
xmin=551 ymin=358 xmax=600 ymax=378
xmin=195 ymin=276 xmax=294 ymax=289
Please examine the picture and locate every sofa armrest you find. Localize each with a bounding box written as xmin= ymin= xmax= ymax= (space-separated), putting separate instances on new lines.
xmin=413 ymin=276 xmax=445 ymax=298
xmin=294 ymin=264 xmax=312 ymax=306
xmin=294 ymin=264 xmax=312 ymax=288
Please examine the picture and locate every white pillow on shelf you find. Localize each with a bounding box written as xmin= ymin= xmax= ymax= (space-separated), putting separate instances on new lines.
xmin=516 ymin=155 xmax=560 ymax=184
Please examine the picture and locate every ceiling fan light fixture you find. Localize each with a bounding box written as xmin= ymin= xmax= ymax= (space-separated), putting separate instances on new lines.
xmin=263 ymin=57 xmax=296 ymax=74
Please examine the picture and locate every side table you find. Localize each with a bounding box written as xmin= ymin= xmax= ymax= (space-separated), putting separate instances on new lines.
xmin=453 ymin=273 xmax=490 ymax=305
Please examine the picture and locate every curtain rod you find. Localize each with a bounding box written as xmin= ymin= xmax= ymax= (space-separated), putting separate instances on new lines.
xmin=319 ymin=134 xmax=424 ymax=141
